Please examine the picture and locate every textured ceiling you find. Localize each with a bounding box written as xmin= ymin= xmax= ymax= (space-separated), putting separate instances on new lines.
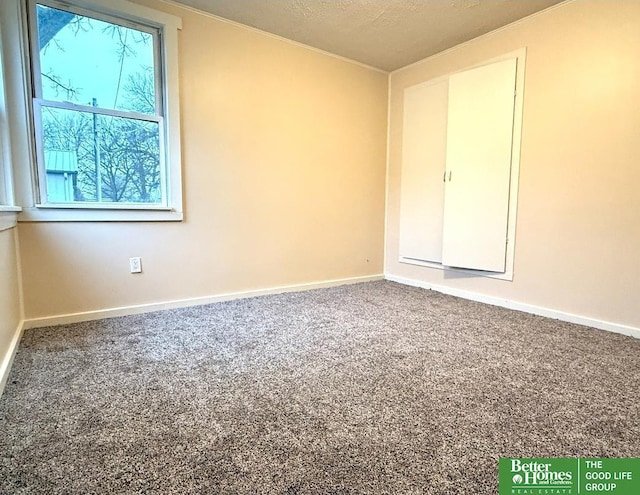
xmin=170 ymin=0 xmax=565 ymax=71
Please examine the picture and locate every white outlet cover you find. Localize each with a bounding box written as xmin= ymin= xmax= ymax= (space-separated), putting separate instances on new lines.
xmin=130 ymin=257 xmax=142 ymax=273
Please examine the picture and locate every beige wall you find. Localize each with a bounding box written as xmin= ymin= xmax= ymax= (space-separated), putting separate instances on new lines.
xmin=0 ymin=227 xmax=22 ymax=386
xmin=386 ymin=0 xmax=640 ymax=329
xmin=17 ymin=1 xmax=639 ymax=331
xmin=19 ymin=1 xmax=388 ymax=319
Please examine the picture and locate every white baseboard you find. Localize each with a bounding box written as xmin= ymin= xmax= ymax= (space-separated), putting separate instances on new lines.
xmin=0 ymin=320 xmax=25 ymax=397
xmin=23 ymin=274 xmax=385 ymax=330
xmin=386 ymin=274 xmax=640 ymax=340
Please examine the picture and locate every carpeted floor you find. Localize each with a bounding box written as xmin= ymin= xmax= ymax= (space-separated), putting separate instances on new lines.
xmin=1 ymin=281 xmax=639 ymax=494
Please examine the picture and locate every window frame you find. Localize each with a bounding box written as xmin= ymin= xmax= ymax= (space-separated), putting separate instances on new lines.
xmin=1 ymin=0 xmax=183 ymax=222
xmin=28 ymin=0 xmax=169 ymax=209
xmin=0 ymin=22 xmax=22 ymax=232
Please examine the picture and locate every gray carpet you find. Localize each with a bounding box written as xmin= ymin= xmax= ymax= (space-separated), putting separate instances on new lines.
xmin=1 ymin=281 xmax=639 ymax=494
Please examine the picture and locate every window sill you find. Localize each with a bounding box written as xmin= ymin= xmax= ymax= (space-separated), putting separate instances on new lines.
xmin=0 ymin=207 xmax=21 ymax=232
xmin=18 ymin=206 xmax=183 ymax=222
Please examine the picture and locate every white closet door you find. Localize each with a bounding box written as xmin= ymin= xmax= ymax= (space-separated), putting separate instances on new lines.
xmin=442 ymin=58 xmax=517 ymax=272
xmin=398 ymin=79 xmax=449 ymax=263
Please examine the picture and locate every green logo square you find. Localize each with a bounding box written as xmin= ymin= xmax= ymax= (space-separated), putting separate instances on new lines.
xmin=499 ymin=458 xmax=640 ymax=495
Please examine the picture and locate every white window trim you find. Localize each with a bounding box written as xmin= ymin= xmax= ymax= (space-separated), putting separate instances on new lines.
xmin=0 ymin=21 xmax=23 ymax=231
xmin=0 ymin=0 xmax=183 ymax=222
xmin=0 ymin=209 xmax=21 ymax=233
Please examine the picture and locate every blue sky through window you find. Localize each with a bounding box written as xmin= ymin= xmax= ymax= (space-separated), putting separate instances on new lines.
xmin=37 ymin=4 xmax=156 ymax=114
xmin=35 ymin=4 xmax=162 ymax=204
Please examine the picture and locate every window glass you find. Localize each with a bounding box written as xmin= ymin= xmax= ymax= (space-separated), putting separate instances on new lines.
xmin=40 ymin=106 xmax=161 ymax=203
xmin=31 ymin=1 xmax=165 ymax=206
xmin=35 ymin=4 xmax=157 ymax=115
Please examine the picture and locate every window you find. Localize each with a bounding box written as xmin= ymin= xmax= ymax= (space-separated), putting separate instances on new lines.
xmin=0 ymin=22 xmax=22 ymax=231
xmin=30 ymin=0 xmax=168 ymax=207
xmin=0 ymin=0 xmax=182 ymax=221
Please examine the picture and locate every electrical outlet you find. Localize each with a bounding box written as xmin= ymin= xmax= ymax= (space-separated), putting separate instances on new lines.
xmin=129 ymin=257 xmax=142 ymax=274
